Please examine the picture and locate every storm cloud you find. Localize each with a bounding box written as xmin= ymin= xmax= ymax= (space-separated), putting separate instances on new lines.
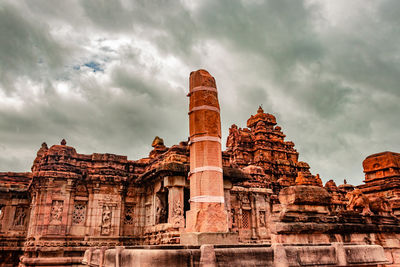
xmin=0 ymin=0 xmax=399 ymax=185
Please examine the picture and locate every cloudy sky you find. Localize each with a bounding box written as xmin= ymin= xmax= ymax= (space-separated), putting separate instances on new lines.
xmin=0 ymin=0 xmax=399 ymax=185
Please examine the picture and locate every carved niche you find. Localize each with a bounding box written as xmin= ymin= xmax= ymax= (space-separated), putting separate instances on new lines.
xmin=72 ymin=202 xmax=87 ymax=225
xmin=50 ymin=200 xmax=64 ymax=224
xmin=101 ymin=205 xmax=112 ymax=235
xmin=124 ymin=206 xmax=134 ymax=225
xmin=155 ymin=193 xmax=167 ymax=224
xmin=238 ymin=193 xmax=252 ymax=229
xmin=75 ymin=184 xmax=88 ymax=197
xmin=13 ymin=206 xmax=27 ymax=227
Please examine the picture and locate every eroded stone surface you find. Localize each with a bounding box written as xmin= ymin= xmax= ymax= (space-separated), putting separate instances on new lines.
xmin=186 ymin=69 xmax=228 ymax=233
xmin=0 ymin=70 xmax=400 ymax=266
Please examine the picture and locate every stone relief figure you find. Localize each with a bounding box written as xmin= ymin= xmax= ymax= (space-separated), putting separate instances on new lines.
xmin=155 ymin=195 xmax=167 ymax=224
xmin=50 ymin=200 xmax=63 ymax=224
xmin=14 ymin=206 xmax=26 ymax=226
xmin=172 ymin=200 xmax=184 ymax=227
xmin=259 ymin=211 xmax=266 ymax=227
xmin=101 ymin=205 xmax=112 ymax=235
xmin=346 ymin=190 xmax=373 ymax=216
xmin=242 ymin=194 xmax=250 ymax=205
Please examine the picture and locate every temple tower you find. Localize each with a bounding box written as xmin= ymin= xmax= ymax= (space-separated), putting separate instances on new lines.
xmin=185 ymin=69 xmax=229 ymax=233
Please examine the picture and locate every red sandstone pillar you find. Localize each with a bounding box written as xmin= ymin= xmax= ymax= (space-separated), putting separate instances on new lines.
xmin=185 ymin=69 xmax=228 ymax=232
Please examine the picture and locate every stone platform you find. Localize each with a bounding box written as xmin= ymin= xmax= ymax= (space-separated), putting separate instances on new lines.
xmin=82 ymin=243 xmax=388 ymax=267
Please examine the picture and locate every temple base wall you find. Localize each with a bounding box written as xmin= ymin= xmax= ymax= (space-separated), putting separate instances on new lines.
xmin=82 ymin=243 xmax=390 ymax=267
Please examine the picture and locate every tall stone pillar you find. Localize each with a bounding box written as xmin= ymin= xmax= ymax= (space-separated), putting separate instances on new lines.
xmin=185 ymin=69 xmax=228 ymax=233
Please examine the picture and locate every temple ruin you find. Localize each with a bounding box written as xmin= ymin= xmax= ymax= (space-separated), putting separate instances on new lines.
xmin=0 ymin=70 xmax=399 ymax=266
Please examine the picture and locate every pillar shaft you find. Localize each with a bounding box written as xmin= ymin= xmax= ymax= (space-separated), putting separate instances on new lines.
xmin=186 ymin=69 xmax=228 ymax=232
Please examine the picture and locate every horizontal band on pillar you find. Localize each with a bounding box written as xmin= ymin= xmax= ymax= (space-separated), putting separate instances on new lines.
xmin=187 ymin=86 xmax=218 ymax=96
xmin=190 ymin=195 xmax=225 ymax=203
xmin=189 ymin=136 xmax=221 ymax=145
xmin=189 ymin=105 xmax=220 ymax=114
xmin=191 ymin=166 xmax=223 ymax=174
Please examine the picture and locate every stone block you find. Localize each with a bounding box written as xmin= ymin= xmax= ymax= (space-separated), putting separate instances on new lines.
xmin=180 ymin=232 xmax=238 ymax=245
xmin=279 ymin=185 xmax=331 ymax=205
xmin=344 ymin=244 xmax=387 ymax=264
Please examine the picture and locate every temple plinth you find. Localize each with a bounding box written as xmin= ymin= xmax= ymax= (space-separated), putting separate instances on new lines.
xmin=184 ymin=69 xmax=229 ymax=234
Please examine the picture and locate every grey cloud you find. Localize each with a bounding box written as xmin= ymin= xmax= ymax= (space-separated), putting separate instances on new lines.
xmin=0 ymin=0 xmax=398 ymax=187
xmin=0 ymin=3 xmax=67 ymax=89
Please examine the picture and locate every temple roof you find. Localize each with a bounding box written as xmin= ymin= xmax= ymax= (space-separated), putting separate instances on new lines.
xmin=0 ymin=172 xmax=32 ymax=192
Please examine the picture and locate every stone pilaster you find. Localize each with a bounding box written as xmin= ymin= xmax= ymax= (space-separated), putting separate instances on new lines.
xmin=164 ymin=176 xmax=185 ymax=228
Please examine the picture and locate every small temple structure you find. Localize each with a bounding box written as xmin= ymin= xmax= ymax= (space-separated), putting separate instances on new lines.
xmin=0 ymin=70 xmax=399 ymax=266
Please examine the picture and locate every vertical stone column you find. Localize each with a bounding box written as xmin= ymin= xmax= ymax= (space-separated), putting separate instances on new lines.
xmin=43 ymin=178 xmax=54 ymax=236
xmin=64 ymin=179 xmax=74 ymax=235
xmin=185 ymin=69 xmax=228 ymax=233
xmin=85 ymin=185 xmax=95 ymax=236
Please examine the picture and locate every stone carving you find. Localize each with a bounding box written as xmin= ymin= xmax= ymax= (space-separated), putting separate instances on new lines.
xmin=72 ymin=203 xmax=86 ymax=225
xmin=242 ymin=194 xmax=250 ymax=205
xmin=13 ymin=206 xmax=27 ymax=227
xmin=50 ymin=200 xmax=63 ymax=224
xmin=163 ymin=153 xmax=188 ymax=164
xmin=345 ymin=189 xmax=392 ymax=216
xmin=155 ymin=195 xmax=167 ymax=224
xmin=149 ymin=136 xmax=168 ymax=159
xmin=346 ymin=190 xmax=373 ymax=216
xmin=369 ymin=196 xmax=392 ymax=215
xmin=171 ymin=200 xmax=184 ymax=227
xmin=124 ymin=206 xmax=134 ymax=225
xmin=259 ymin=211 xmax=266 ymax=227
xmin=76 ymin=184 xmax=88 ymax=196
xmin=151 ymin=136 xmax=164 ymax=147
xmin=101 ymin=205 xmax=112 ymax=235
xmin=241 ymin=210 xmax=251 ymax=229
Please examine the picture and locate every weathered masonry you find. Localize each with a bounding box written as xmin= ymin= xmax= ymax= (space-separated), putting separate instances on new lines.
xmin=0 ymin=70 xmax=400 ymax=266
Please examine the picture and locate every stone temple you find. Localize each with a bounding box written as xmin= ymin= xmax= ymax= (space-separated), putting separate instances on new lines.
xmin=0 ymin=70 xmax=400 ymax=266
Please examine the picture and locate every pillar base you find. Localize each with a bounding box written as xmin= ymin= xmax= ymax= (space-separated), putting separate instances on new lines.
xmin=185 ymin=205 xmax=229 ymax=232
xmin=180 ymin=232 xmax=238 ymax=245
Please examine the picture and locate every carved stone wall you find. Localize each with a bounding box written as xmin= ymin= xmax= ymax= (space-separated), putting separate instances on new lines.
xmin=72 ymin=202 xmax=86 ymax=225
xmin=0 ymin=107 xmax=399 ymax=266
